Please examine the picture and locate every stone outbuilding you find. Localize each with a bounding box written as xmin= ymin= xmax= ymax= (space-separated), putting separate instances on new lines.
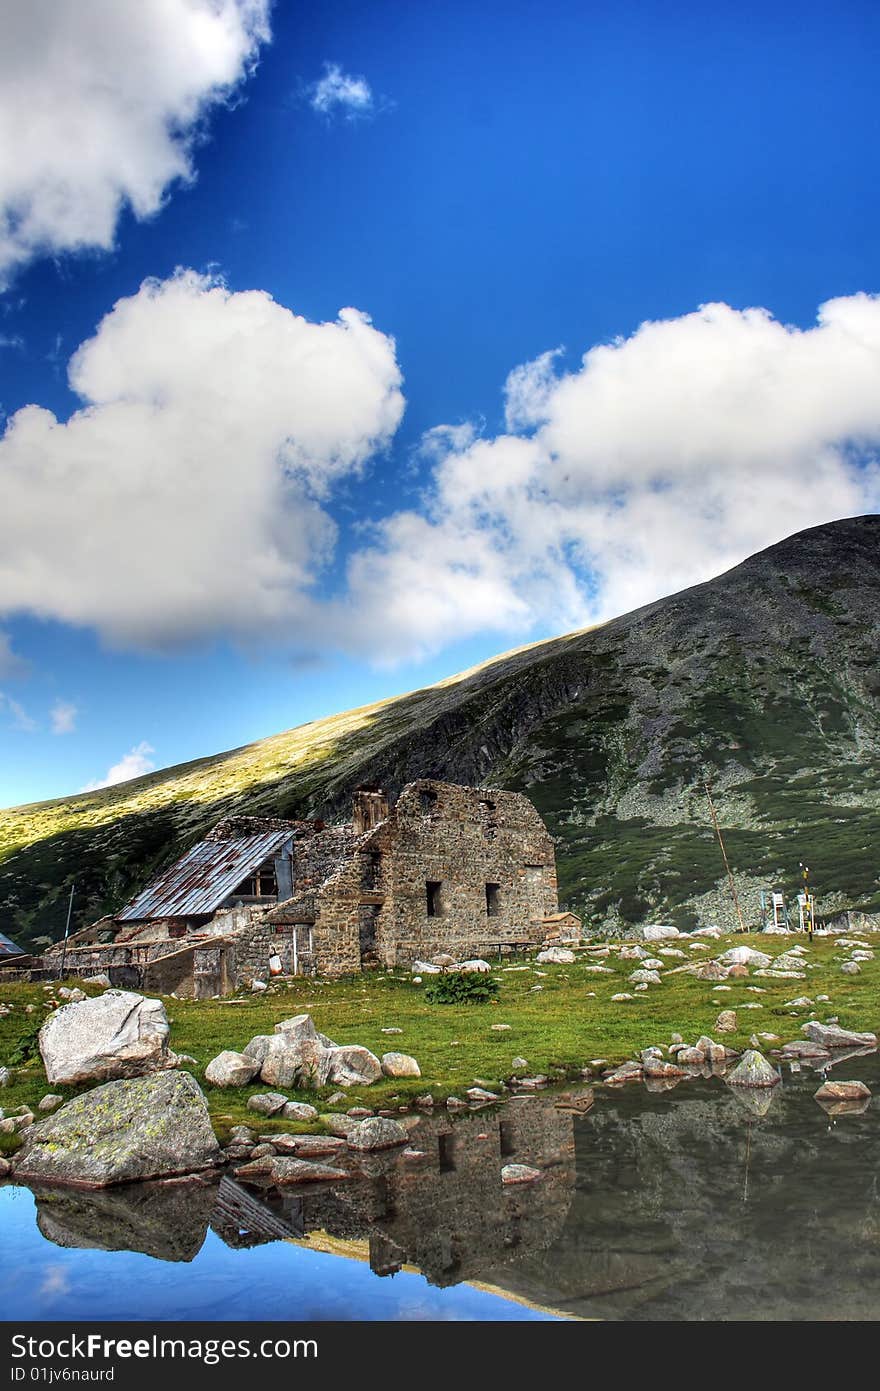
xmin=39 ymin=779 xmax=570 ymax=992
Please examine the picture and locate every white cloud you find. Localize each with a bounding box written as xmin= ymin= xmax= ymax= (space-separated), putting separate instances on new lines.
xmin=0 ymin=268 xmax=404 ymax=647
xmin=335 ymin=295 xmax=880 ymax=661
xmin=50 ymin=700 xmax=77 ymax=735
xmin=0 ymin=630 xmax=26 ymax=677
xmin=81 ymin=741 xmax=155 ymax=792
xmin=309 ymin=63 xmax=373 ymax=119
xmin=0 ymin=0 xmax=270 ymax=283
xmin=0 ymin=691 xmax=36 ymax=731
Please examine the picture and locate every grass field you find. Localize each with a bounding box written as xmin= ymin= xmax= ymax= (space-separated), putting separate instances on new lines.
xmin=1 ymin=931 xmax=877 ymax=1148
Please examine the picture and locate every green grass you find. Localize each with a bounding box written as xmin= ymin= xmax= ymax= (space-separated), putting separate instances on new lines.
xmin=2 ymin=933 xmax=877 ymax=1142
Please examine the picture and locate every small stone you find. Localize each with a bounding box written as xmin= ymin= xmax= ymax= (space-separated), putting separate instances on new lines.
xmin=205 ymin=1051 xmax=260 ymax=1088
xmin=629 ymin=969 xmax=661 ymax=985
xmin=604 ymin=1062 xmax=644 ymax=1084
xmin=270 ymin=1157 xmax=350 ymax=1184
xmin=611 ymin=993 xmax=634 ymax=1002
xmin=37 ymin=1094 xmax=63 ymax=1112
xmin=815 ymin=1080 xmax=871 ymax=1102
xmin=346 ymin=1117 xmax=408 ymax=1151
xmin=446 ymin=1096 xmax=468 ymax=1111
xmin=675 ymin=1047 xmax=706 ymax=1065
xmin=466 ymin=1087 xmax=500 ymax=1103
xmin=381 ymin=1052 xmax=421 ymax=1078
xmin=414 ymin=1093 xmax=434 ymax=1108
xmin=512 ymin=1056 xmax=528 ymax=1069
xmin=715 ymin=1010 xmax=738 ymax=1033
xmin=249 ymin=1142 xmax=276 ymax=1159
xmin=501 ymin=1163 xmax=542 ymax=1184
xmin=840 ymin=962 xmax=861 ymax=975
xmin=251 ymin=980 xmax=267 ymax=992
xmin=246 ymin=1092 xmax=289 ymax=1116
xmin=381 ymin=1027 xmax=403 ymax=1034
xmin=490 ymin=1023 xmax=512 ymax=1031
xmin=670 ymin=1033 xmax=683 ymax=1045
xmin=282 ymin=1101 xmax=319 ymax=1122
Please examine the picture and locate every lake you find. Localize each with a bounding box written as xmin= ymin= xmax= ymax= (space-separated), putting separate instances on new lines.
xmin=2 ymin=1049 xmax=879 ymax=1321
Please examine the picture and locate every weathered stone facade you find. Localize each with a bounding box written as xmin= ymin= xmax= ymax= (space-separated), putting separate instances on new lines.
xmin=35 ymin=779 xmax=562 ymax=989
xmin=268 ymin=780 xmax=559 ymax=976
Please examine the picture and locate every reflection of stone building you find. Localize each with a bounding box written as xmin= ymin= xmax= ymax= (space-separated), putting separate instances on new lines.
xmin=38 ymin=780 xmax=564 ymax=992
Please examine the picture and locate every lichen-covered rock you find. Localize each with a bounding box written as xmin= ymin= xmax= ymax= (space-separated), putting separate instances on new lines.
xmin=12 ymin=1072 xmax=220 ymax=1188
xmin=715 ymin=1010 xmax=738 ymax=1033
xmin=283 ymin=1101 xmax=318 ymax=1122
xmin=246 ymin=1092 xmax=288 ymax=1116
xmin=326 ymin=1045 xmax=383 ymax=1087
xmin=726 ymin=1050 xmax=779 ymax=1088
xmin=803 ymin=1021 xmax=877 ymax=1049
xmin=346 ymin=1116 xmax=408 ymax=1150
xmin=381 ymin=1052 xmax=421 ymax=1078
xmin=815 ymin=1080 xmax=871 ymax=1102
xmin=204 ymin=1051 xmax=260 ymax=1088
xmin=38 ymin=991 xmax=179 ymax=1087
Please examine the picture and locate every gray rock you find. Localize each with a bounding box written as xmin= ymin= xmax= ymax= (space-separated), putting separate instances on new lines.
xmin=536 ymin=947 xmax=575 ymax=964
xmin=246 ymin=1092 xmax=289 ymax=1116
xmin=282 ymin=1101 xmax=319 ymax=1122
xmin=0 ymin=1068 xmax=10 ymax=1087
xmin=695 ymin=1035 xmax=728 ymax=1064
xmin=261 ymin=1036 xmax=332 ymax=1089
xmin=38 ymin=991 xmax=179 ymax=1087
xmin=457 ymin=959 xmax=492 ymax=973
xmin=466 ymin=1086 xmax=500 ymax=1102
xmin=675 ymin=1047 xmax=706 ymax=1065
xmin=251 ymin=980 xmax=267 ymax=992
xmin=204 ymin=1051 xmax=260 ymax=1087
xmin=12 ymin=1072 xmax=220 ymax=1187
xmin=273 ymin=1014 xmax=319 ymax=1041
xmin=718 ymin=946 xmax=771 ymax=968
xmin=726 ymin=1050 xmax=780 ymax=1088
xmin=269 ymin=1157 xmax=350 ymax=1184
xmin=431 ymin=954 xmax=456 ymax=968
xmin=319 ymin=1113 xmax=360 ymax=1138
xmin=501 ymin=1163 xmax=542 ymax=1184
xmin=38 ymin=1094 xmax=63 ymax=1112
xmin=381 ymin=1051 xmax=421 ymax=1078
xmin=346 ymin=1117 xmax=408 ymax=1150
xmin=802 ymin=1021 xmax=877 ymax=1049
xmin=87 ymin=974 xmax=112 ymax=989
xmin=242 ymin=1035 xmax=275 ymax=1067
xmin=604 ymin=1062 xmax=644 ymax=1084
xmin=840 ymin=962 xmax=861 ymax=975
xmin=715 ymin=1010 xmax=738 ymax=1033
xmin=511 ymin=1056 xmax=528 ymax=1069
xmin=641 ymin=925 xmax=680 ymax=941
xmin=815 ymin=1080 xmax=871 ymax=1102
xmin=412 ymin=960 xmax=441 ymax=974
xmin=326 ymin=1045 xmax=382 ymax=1087
xmin=268 ymin=1134 xmax=347 ymax=1159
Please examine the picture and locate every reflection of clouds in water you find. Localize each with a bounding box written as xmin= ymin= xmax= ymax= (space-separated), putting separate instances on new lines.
xmin=39 ymin=1264 xmax=71 ymax=1297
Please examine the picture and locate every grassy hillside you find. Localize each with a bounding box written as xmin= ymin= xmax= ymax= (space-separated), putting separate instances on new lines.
xmin=2 ymin=515 xmax=879 ymax=945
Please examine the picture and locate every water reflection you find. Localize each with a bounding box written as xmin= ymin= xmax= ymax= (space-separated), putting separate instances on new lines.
xmin=7 ymin=1051 xmax=880 ymax=1320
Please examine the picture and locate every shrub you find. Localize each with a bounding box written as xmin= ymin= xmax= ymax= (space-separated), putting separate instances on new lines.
xmin=424 ymin=970 xmax=500 ymax=1005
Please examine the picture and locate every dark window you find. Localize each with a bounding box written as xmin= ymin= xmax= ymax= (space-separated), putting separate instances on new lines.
xmin=438 ymin=1133 xmax=456 ymax=1173
xmin=235 ymin=860 xmax=278 ymax=898
xmin=361 ymin=852 xmax=381 ymax=890
xmin=426 ymin=881 xmax=442 ymax=917
xmin=485 ymin=883 xmax=501 ymax=917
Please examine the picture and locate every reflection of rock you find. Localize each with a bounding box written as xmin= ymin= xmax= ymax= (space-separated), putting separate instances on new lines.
xmin=32 ymin=1179 xmax=217 ymax=1261
xmin=727 ymin=1084 xmax=777 ymax=1121
xmin=815 ymin=1096 xmax=872 ymax=1118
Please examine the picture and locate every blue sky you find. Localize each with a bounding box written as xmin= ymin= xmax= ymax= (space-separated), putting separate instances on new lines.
xmin=1 ymin=0 xmax=879 ymax=806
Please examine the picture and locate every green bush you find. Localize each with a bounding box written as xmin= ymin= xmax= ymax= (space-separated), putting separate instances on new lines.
xmin=424 ymin=970 xmax=500 ymax=1005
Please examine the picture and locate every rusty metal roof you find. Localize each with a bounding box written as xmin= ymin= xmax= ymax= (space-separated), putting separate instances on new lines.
xmin=116 ymin=829 xmax=294 ymax=921
xmin=0 ymin=931 xmax=24 ymax=957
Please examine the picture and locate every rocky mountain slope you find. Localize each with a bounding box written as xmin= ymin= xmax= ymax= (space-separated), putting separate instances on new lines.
xmin=2 ymin=514 xmax=879 ymax=946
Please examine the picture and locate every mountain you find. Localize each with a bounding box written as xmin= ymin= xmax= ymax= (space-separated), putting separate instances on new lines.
xmin=2 ymin=515 xmax=879 ymax=947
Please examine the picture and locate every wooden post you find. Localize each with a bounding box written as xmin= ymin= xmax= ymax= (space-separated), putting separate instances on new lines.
xmin=703 ymin=779 xmax=748 ymax=934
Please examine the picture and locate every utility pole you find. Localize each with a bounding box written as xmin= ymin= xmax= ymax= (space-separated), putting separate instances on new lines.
xmin=58 ymin=882 xmax=75 ymax=979
xmin=703 ymin=777 xmax=748 ymax=933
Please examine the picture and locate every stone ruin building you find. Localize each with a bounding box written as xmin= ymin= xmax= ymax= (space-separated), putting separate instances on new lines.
xmin=34 ymin=779 xmax=577 ymax=996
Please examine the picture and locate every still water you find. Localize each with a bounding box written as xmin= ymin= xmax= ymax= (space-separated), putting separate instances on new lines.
xmin=2 ymin=1050 xmax=879 ymax=1321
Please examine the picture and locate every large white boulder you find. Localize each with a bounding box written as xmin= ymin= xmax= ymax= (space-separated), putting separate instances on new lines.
xmin=641 ymin=925 xmax=680 ymax=941
xmin=536 ymin=947 xmax=575 ymax=965
xmin=718 ymin=946 xmax=771 ymax=968
xmin=381 ymin=1052 xmax=421 ymax=1078
xmin=38 ymin=990 xmax=179 ymax=1086
xmin=204 ymin=1051 xmax=259 ymax=1088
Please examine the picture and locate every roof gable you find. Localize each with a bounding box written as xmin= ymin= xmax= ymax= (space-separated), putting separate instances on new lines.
xmin=116 ymin=829 xmax=294 ymax=921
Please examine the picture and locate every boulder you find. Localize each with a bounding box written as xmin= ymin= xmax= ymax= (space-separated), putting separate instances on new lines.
xmin=457 ymin=959 xmax=492 ymax=973
xmin=695 ymin=1035 xmax=728 ymax=1064
xmin=37 ymin=1094 xmax=63 ymax=1112
xmin=431 ymin=953 xmax=456 ymax=968
xmin=501 ymin=1164 xmax=542 ymax=1184
xmin=536 ymin=947 xmax=575 ymax=964
xmin=268 ymin=1157 xmax=350 ymax=1185
xmin=643 ymin=1058 xmax=685 ymax=1078
xmin=346 ymin=1117 xmax=408 ymax=1151
xmin=802 ymin=1021 xmax=877 ymax=1049
xmin=381 ymin=1052 xmax=421 ymax=1078
xmin=38 ymin=990 xmax=179 ymax=1086
xmin=86 ymin=973 xmax=112 ymax=989
xmin=274 ymin=1014 xmax=322 ymax=1042
xmin=815 ymin=1080 xmax=871 ymax=1102
xmin=604 ymin=1062 xmax=644 ymax=1084
xmin=282 ymin=1101 xmax=319 ymax=1122
xmin=326 ymin=1045 xmax=383 ymax=1087
xmin=0 ymin=1157 xmax=10 ymax=1178
xmin=629 ymin=969 xmax=661 ymax=985
xmin=726 ymin=1050 xmax=779 ymax=1088
xmin=466 ymin=1086 xmax=500 ymax=1102
xmin=412 ymin=960 xmax=441 ymax=974
xmin=840 ymin=962 xmax=861 ymax=975
xmin=718 ymin=946 xmax=771 ymax=968
xmin=260 ymin=1036 xmax=332 ymax=1089
xmin=715 ymin=1010 xmax=738 ymax=1033
xmin=268 ymin=1134 xmax=347 ymax=1159
xmin=205 ymin=1051 xmax=260 ymax=1088
xmin=641 ymin=925 xmax=680 ymax=941
xmin=12 ymin=1072 xmax=220 ymax=1188
xmin=675 ymin=1047 xmax=706 ymax=1066
xmin=246 ymin=1092 xmax=289 ymax=1116
xmin=241 ymin=1035 xmax=275 ymax=1067
xmin=694 ymin=961 xmax=729 ymax=981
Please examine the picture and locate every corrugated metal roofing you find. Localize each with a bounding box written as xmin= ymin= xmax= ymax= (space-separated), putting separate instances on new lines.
xmin=0 ymin=931 xmax=24 ymax=957
xmin=116 ymin=830 xmax=294 ymax=922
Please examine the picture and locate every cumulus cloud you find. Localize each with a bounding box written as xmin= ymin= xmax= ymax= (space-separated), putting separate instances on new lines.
xmin=0 ymin=0 xmax=270 ymax=283
xmin=309 ymin=63 xmax=373 ymax=119
xmin=50 ymin=700 xmax=77 ymax=735
xmin=0 ymin=268 xmax=404 ymax=647
xmin=0 ymin=691 xmax=36 ymax=732
xmin=336 ymin=295 xmax=880 ymax=661
xmin=81 ymin=741 xmax=155 ymax=792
